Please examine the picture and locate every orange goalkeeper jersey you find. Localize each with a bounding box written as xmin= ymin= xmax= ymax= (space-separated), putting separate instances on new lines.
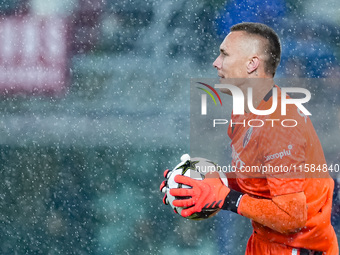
xmin=227 ymin=85 xmax=338 ymax=253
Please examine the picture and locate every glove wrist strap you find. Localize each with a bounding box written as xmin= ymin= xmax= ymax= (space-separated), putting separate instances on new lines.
xmin=221 ymin=189 xmax=243 ymax=213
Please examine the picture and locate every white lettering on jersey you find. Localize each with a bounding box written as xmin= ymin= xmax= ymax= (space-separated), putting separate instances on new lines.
xmin=264 ymin=145 xmax=293 ymax=161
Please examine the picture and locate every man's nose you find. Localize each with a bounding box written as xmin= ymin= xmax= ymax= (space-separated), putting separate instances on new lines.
xmin=213 ymin=55 xmax=222 ymax=69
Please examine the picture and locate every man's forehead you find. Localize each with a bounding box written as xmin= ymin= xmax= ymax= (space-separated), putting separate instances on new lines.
xmin=220 ymin=31 xmax=263 ymax=51
xmin=222 ymin=31 xmax=246 ymax=44
xmin=220 ymin=31 xmax=243 ymax=49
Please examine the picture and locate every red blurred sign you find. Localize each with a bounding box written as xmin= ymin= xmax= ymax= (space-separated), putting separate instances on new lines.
xmin=0 ymin=16 xmax=69 ymax=95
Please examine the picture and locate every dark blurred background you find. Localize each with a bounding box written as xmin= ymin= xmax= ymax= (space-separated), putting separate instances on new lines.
xmin=0 ymin=0 xmax=339 ymax=254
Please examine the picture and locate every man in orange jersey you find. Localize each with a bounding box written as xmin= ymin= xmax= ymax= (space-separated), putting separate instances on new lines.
xmin=160 ymin=22 xmax=338 ymax=254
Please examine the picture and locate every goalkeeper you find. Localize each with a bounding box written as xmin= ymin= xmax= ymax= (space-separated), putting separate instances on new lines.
xmin=160 ymin=22 xmax=338 ymax=254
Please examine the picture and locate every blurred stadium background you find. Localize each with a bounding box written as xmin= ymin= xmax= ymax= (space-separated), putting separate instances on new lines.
xmin=0 ymin=0 xmax=339 ymax=254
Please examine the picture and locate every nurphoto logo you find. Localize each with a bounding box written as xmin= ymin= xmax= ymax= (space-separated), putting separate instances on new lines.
xmin=196 ymin=82 xmax=312 ymax=128
xmin=196 ymin=82 xmax=222 ymax=115
xmin=199 ymin=83 xmax=311 ymax=116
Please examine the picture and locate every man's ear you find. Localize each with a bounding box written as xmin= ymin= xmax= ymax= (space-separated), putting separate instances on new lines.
xmin=247 ymin=56 xmax=260 ymax=74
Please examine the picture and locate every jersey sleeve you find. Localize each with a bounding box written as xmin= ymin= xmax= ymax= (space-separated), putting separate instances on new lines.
xmin=258 ymin=118 xmax=307 ymax=197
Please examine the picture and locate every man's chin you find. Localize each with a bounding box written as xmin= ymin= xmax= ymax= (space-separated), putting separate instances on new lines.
xmin=218 ymin=77 xmax=248 ymax=85
xmin=218 ymin=77 xmax=227 ymax=83
xmin=218 ymin=87 xmax=232 ymax=95
xmin=218 ymin=77 xmax=238 ymax=84
xmin=216 ymin=75 xmax=230 ymax=83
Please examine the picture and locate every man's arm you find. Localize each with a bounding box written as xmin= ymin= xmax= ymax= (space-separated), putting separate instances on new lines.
xmin=236 ymin=192 xmax=307 ymax=234
xmin=171 ymin=175 xmax=307 ymax=234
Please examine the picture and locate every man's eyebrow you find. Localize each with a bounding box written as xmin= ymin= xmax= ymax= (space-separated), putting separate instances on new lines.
xmin=220 ymin=48 xmax=228 ymax=55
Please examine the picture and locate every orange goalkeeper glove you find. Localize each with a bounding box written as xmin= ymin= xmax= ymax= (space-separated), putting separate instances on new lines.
xmin=159 ymin=169 xmax=171 ymax=205
xmin=170 ymin=172 xmax=244 ymax=218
